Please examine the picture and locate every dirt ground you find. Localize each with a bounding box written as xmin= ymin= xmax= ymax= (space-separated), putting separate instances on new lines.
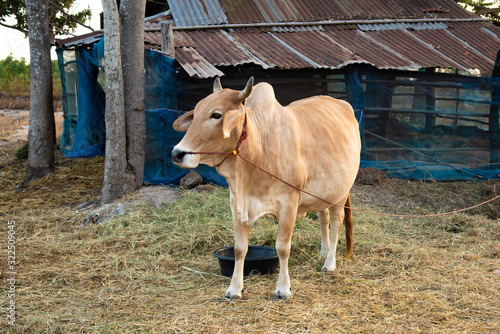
xmin=0 ymin=109 xmax=63 ymax=164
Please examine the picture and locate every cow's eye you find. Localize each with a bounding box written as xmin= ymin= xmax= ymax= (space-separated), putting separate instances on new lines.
xmin=210 ymin=112 xmax=222 ymax=119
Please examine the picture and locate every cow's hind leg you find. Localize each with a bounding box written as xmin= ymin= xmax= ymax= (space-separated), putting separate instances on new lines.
xmin=318 ymin=208 xmax=330 ymax=258
xmin=321 ymin=198 xmax=346 ymax=272
xmin=223 ymin=220 xmax=249 ymax=300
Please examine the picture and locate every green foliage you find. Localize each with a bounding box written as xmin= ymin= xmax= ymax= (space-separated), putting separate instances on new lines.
xmin=52 ymin=57 xmax=62 ymax=98
xmin=49 ymin=0 xmax=92 ymax=36
xmin=0 ymin=54 xmax=30 ymax=96
xmin=453 ymin=0 xmax=500 ymax=22
xmin=0 ymin=54 xmax=62 ymax=97
xmin=0 ymin=0 xmax=92 ymax=37
xmin=15 ymin=142 xmax=29 ymax=160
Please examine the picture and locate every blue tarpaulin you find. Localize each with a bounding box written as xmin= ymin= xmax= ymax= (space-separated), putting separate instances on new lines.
xmin=57 ymin=39 xmax=500 ymax=183
xmin=56 ymin=39 xmax=225 ymax=185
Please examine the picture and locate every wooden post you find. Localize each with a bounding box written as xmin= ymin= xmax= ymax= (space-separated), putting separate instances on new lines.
xmin=161 ymin=22 xmax=175 ymax=58
xmin=425 ymin=68 xmax=436 ymax=132
xmin=379 ymin=74 xmax=395 ymax=138
xmin=489 ymin=48 xmax=500 ymax=163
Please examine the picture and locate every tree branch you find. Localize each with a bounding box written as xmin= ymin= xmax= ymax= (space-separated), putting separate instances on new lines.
xmin=0 ymin=21 xmax=28 ymax=34
xmin=477 ymin=8 xmax=500 ymax=15
xmin=6 ymin=0 xmax=27 ymax=31
xmin=48 ymin=0 xmax=94 ymax=32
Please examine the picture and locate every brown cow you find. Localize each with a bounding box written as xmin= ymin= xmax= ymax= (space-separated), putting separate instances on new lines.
xmin=172 ymin=77 xmax=361 ymax=300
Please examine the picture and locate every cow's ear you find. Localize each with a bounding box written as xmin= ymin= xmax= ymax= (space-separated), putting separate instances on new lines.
xmin=173 ymin=110 xmax=194 ymax=132
xmin=222 ymin=109 xmax=244 ymax=138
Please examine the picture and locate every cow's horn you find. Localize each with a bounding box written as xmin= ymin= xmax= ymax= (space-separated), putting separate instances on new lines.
xmin=237 ymin=77 xmax=254 ymax=101
xmin=213 ymin=77 xmax=223 ymax=92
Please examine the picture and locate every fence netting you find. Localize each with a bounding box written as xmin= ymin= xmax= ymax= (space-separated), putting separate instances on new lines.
xmin=57 ymin=40 xmax=500 ymax=184
xmin=359 ymin=71 xmax=500 ymax=181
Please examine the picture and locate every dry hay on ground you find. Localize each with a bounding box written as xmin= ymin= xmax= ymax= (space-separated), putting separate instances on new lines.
xmin=1 ymin=159 xmax=499 ymax=333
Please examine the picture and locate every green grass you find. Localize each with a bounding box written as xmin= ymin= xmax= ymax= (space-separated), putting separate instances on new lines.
xmin=0 ymin=54 xmax=62 ymax=98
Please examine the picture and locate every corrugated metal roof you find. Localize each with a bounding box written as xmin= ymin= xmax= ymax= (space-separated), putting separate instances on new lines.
xmin=323 ymin=28 xmax=418 ymax=70
xmin=218 ymin=0 xmax=473 ymax=24
xmin=268 ymin=31 xmax=354 ymax=68
xmin=179 ymin=30 xmax=254 ymax=66
xmin=167 ymin=0 xmax=227 ymax=27
xmin=365 ymin=29 xmax=459 ymax=70
xmin=447 ymin=22 xmax=500 ymax=64
xmin=411 ymin=28 xmax=495 ymax=71
xmin=56 ymin=31 xmax=103 ymax=48
xmin=358 ymin=22 xmax=448 ymax=31
xmin=144 ymin=31 xmax=162 ymax=49
xmin=165 ymin=19 xmax=500 ymax=78
xmin=144 ymin=10 xmax=174 ymax=30
xmin=231 ymin=30 xmax=311 ymax=69
xmin=175 ymin=46 xmax=224 ymax=78
xmin=57 ymin=0 xmax=500 ymax=79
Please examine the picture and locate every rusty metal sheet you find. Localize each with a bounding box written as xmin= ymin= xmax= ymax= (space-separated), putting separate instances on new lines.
xmin=411 ymin=28 xmax=495 ymax=71
xmin=218 ymin=0 xmax=472 ymax=24
xmin=269 ymin=31 xmax=354 ymax=68
xmin=144 ymin=32 xmax=162 ymax=49
xmin=219 ymin=0 xmax=265 ymax=24
xmin=167 ymin=0 xmax=227 ymax=26
xmin=182 ymin=30 xmax=256 ymax=66
xmin=231 ymin=30 xmax=310 ymax=69
xmin=175 ymin=46 xmax=224 ymax=78
xmin=447 ymin=22 xmax=500 ymax=64
xmin=322 ymin=29 xmax=416 ymax=70
xmin=365 ymin=29 xmax=458 ymax=70
xmin=56 ymin=31 xmax=103 ymax=48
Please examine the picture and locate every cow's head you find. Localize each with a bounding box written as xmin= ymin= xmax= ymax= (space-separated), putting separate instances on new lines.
xmin=172 ymin=77 xmax=254 ymax=168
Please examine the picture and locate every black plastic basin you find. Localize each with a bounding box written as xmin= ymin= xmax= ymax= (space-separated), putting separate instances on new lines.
xmin=213 ymin=246 xmax=279 ymax=277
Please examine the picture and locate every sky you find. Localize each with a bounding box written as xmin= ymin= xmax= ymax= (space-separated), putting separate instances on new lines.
xmin=0 ymin=0 xmax=103 ymax=61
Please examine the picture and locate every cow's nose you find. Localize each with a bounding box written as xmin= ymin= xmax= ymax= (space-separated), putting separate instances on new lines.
xmin=172 ymin=148 xmax=187 ymax=164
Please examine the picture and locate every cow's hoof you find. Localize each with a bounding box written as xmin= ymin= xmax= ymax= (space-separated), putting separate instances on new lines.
xmin=221 ymin=292 xmax=242 ymax=302
xmin=321 ymin=265 xmax=336 ymax=272
xmin=273 ymin=292 xmax=291 ymax=301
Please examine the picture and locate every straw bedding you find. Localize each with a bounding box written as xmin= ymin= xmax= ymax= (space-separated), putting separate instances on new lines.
xmin=1 ymin=156 xmax=499 ymax=333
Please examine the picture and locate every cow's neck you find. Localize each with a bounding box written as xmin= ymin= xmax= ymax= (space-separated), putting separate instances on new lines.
xmin=216 ymin=106 xmax=267 ymax=179
xmin=216 ymin=105 xmax=273 ymax=224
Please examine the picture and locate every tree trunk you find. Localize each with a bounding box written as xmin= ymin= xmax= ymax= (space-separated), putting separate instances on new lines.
xmin=101 ymin=0 xmax=135 ymax=203
xmin=23 ymin=0 xmax=55 ymax=184
xmin=120 ymin=0 xmax=147 ymax=188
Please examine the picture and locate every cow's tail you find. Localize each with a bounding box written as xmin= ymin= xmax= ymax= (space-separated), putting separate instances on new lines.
xmin=343 ymin=194 xmax=353 ymax=257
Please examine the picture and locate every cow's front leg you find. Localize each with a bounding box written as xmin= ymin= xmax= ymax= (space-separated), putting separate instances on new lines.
xmin=274 ymin=207 xmax=298 ymax=301
xmin=223 ymin=219 xmax=249 ymax=300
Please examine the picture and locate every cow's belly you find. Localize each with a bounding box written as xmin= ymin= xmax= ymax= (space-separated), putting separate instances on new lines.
xmin=297 ymin=164 xmax=358 ymax=213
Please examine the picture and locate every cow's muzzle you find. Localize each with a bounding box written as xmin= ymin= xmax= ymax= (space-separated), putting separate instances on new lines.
xmin=172 ymin=146 xmax=200 ymax=168
xmin=172 ymin=148 xmax=187 ymax=165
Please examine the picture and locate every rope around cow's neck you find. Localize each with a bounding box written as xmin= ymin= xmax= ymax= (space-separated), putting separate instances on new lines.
xmin=187 ymin=107 xmax=500 ymax=218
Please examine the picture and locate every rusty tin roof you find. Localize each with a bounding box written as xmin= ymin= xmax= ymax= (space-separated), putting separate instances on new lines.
xmin=162 ymin=0 xmax=499 ymax=78
xmin=57 ymin=0 xmax=500 ymax=78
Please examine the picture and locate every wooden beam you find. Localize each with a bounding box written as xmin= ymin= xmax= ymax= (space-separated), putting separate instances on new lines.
xmin=161 ymin=22 xmax=174 ymax=58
